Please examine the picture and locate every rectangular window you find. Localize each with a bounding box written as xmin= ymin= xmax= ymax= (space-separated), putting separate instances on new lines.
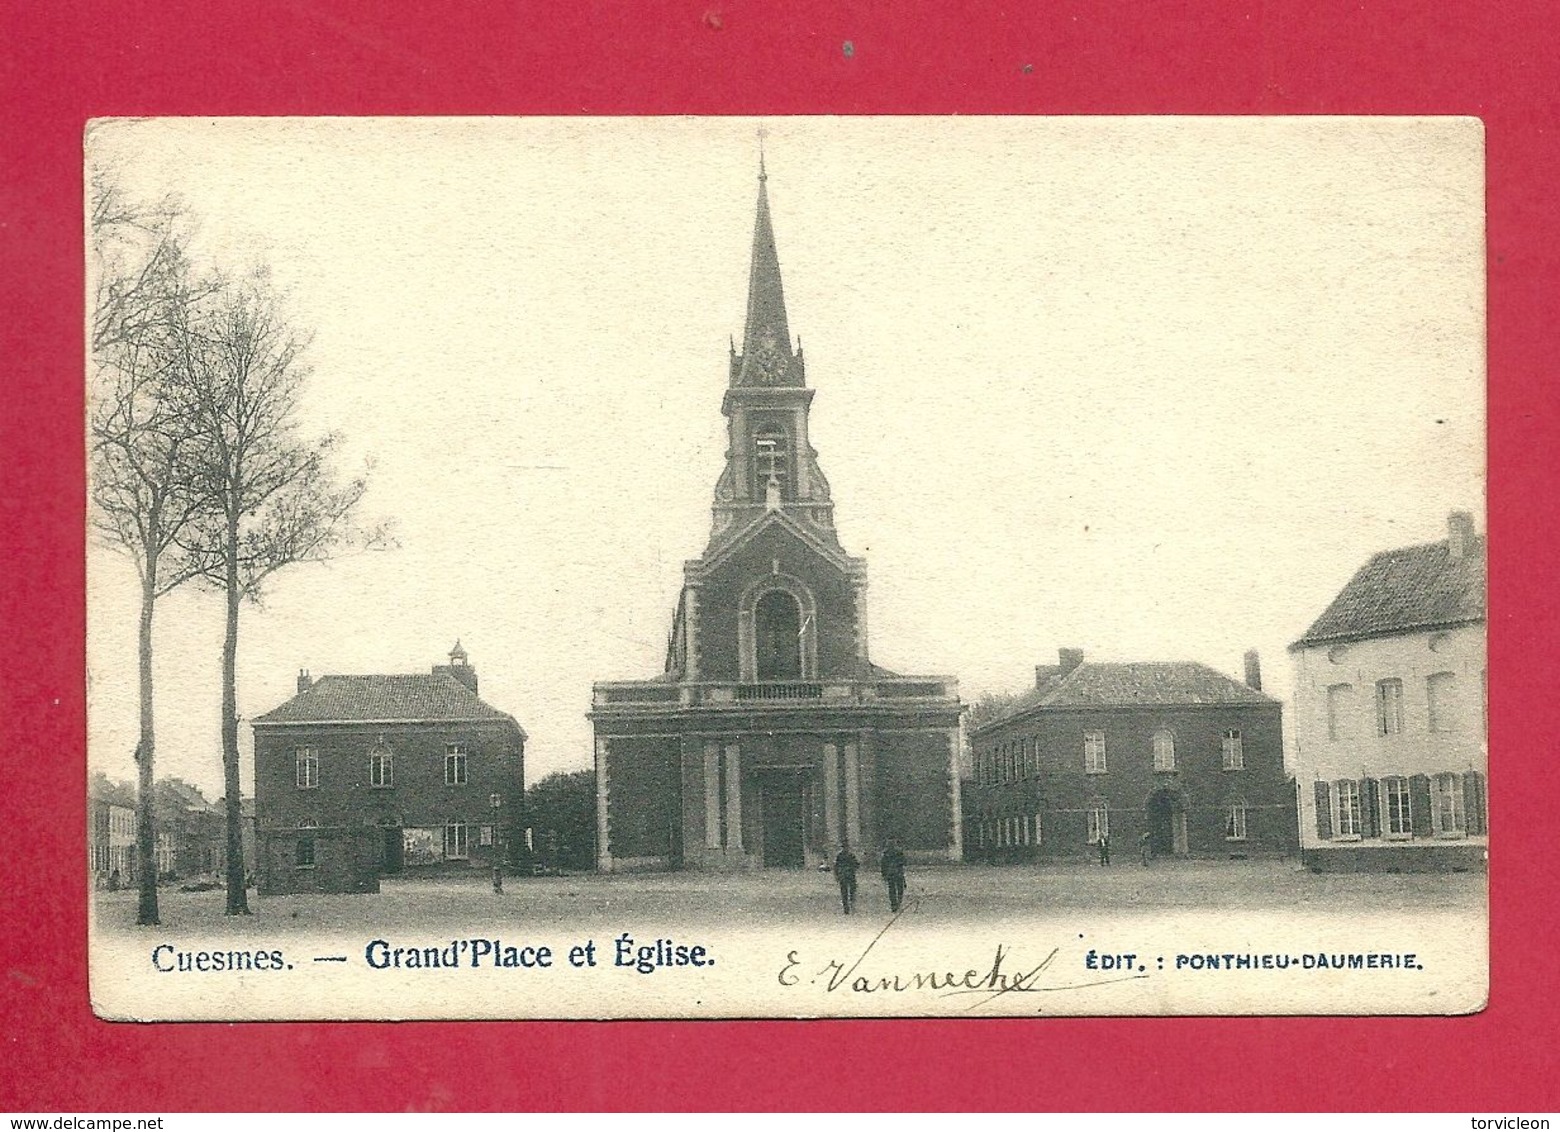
xmin=1326 ymin=684 xmax=1355 ymax=741
xmin=295 ymin=748 xmax=318 ymax=789
xmin=1427 ymin=672 xmax=1458 ymax=733
xmin=444 ymin=822 xmax=470 ymax=860
xmin=445 ymin=743 xmax=468 ymax=786
xmin=1431 ymin=773 xmax=1466 ymax=837
xmin=1224 ymin=804 xmax=1248 ymax=841
xmin=1222 ymin=728 xmax=1244 ymax=770
xmin=1334 ymin=779 xmax=1361 ymax=838
xmin=479 ymin=825 xmax=494 ymax=847
xmin=1376 ymin=679 xmax=1404 ymax=735
xmin=370 ymin=747 xmax=393 ymax=788
xmin=1382 ymin=776 xmax=1412 ymax=838
xmin=1153 ymin=730 xmax=1176 ymax=772
xmin=1083 ymin=730 xmax=1107 ymax=774
xmin=1033 ymin=811 xmax=1043 ymax=846
xmin=1087 ymin=802 xmax=1109 ymax=844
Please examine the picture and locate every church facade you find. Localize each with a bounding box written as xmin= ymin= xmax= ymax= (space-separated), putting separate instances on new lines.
xmin=588 ymin=167 xmax=964 ymax=872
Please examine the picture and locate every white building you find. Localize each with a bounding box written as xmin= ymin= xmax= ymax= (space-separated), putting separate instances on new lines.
xmin=1290 ymin=512 xmax=1487 ymax=871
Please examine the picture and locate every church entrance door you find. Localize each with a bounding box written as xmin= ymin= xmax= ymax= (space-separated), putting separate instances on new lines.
xmin=760 ymin=775 xmax=806 ymax=868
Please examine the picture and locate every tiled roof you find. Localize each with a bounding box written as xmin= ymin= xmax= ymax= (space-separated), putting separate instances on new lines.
xmin=90 ymin=780 xmax=137 ymax=808
xmin=975 ymin=661 xmax=1273 ymax=731
xmin=1292 ymin=536 xmax=1486 ymax=648
xmin=253 ymin=673 xmax=520 ymax=728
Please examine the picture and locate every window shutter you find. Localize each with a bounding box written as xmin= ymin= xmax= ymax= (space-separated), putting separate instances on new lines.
xmin=1409 ymin=774 xmax=1433 ymax=837
xmin=1313 ymin=781 xmax=1333 ymax=840
xmin=1463 ymin=771 xmax=1487 ymax=835
xmin=1359 ymin=778 xmax=1380 ymax=839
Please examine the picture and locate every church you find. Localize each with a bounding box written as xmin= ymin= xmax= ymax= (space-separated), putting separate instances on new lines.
xmin=588 ymin=164 xmax=965 ymax=872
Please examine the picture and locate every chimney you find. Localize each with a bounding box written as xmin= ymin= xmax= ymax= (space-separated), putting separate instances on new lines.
xmin=1243 ymin=649 xmax=1262 ymax=692
xmin=1447 ymin=511 xmax=1476 ymax=561
xmin=1058 ymin=648 xmax=1084 ymax=676
xmin=296 ymin=669 xmax=312 ymax=694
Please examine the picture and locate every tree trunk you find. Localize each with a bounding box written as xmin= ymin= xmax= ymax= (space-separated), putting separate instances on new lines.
xmin=221 ymin=517 xmax=251 ymax=915
xmin=135 ymin=576 xmax=159 ymax=926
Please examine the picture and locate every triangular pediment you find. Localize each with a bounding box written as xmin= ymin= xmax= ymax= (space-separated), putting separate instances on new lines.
xmin=698 ymin=507 xmax=854 ymax=576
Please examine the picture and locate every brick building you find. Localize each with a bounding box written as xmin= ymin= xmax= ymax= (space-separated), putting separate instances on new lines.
xmin=966 ymin=649 xmax=1294 ymax=861
xmin=154 ymin=777 xmax=225 ymax=880
xmin=588 ymin=165 xmax=963 ymax=872
xmin=252 ymin=643 xmax=526 ymax=894
xmin=1290 ymin=512 xmax=1487 ymax=871
xmin=88 ymin=776 xmax=138 ymax=889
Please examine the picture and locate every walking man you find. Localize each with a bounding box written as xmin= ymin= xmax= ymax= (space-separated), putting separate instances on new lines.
xmin=880 ymin=837 xmax=907 ymax=913
xmin=1139 ymin=830 xmax=1152 ymax=866
xmin=833 ymin=842 xmax=860 ymax=914
xmin=1097 ymin=831 xmax=1111 ymax=866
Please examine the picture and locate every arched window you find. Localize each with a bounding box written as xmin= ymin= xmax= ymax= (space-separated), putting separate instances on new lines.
xmin=752 ymin=424 xmax=790 ymax=500
xmin=755 ymin=589 xmax=803 ymax=681
xmin=1152 ymin=729 xmax=1176 ymax=771
xmin=369 ymin=741 xmax=393 ymax=788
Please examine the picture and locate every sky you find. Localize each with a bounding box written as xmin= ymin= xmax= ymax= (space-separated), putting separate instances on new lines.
xmin=85 ymin=117 xmax=1486 ymax=800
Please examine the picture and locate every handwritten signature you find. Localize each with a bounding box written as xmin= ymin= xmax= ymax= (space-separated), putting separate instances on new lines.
xmin=776 ymin=902 xmax=1148 ymax=1009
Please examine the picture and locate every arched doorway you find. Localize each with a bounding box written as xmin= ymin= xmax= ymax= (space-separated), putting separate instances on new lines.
xmin=1146 ymin=789 xmax=1188 ymax=857
xmin=755 ymin=589 xmax=803 ymax=681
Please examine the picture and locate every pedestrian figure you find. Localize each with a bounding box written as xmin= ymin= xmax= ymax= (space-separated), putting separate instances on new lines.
xmin=1139 ymin=831 xmax=1152 ymax=866
xmin=1097 ymin=831 xmax=1111 ymax=866
xmin=880 ymin=838 xmax=907 ymax=913
xmin=833 ymin=843 xmax=860 ymax=914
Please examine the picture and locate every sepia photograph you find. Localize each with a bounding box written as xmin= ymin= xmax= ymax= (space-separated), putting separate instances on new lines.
xmin=85 ymin=116 xmax=1486 ymax=1020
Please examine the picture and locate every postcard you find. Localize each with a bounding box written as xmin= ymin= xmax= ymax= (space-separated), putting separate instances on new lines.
xmin=85 ymin=116 xmax=1486 ymax=1019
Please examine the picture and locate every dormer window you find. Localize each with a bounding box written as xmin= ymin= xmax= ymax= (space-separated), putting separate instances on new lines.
xmin=752 ymin=424 xmax=790 ymax=500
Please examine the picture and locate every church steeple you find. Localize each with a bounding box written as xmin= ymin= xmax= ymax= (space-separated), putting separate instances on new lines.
xmin=710 ymin=160 xmax=835 ymax=547
xmin=731 ymin=164 xmax=803 ymax=389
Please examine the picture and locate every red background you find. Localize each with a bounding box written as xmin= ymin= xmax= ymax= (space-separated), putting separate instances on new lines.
xmin=2 ymin=0 xmax=1555 ymax=1112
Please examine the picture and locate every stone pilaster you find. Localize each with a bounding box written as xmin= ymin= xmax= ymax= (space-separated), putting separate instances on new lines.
xmin=703 ymin=740 xmax=722 ymax=850
xmin=843 ymin=740 xmax=862 ymax=848
xmin=594 ymin=736 xmax=612 ymax=873
xmin=724 ymin=742 xmax=744 ymax=852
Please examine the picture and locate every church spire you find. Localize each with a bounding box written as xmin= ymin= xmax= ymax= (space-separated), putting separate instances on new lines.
xmin=733 ymin=162 xmax=799 ymax=388
xmin=711 ymin=156 xmax=833 ymax=547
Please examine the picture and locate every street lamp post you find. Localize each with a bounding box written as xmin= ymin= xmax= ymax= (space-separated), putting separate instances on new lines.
xmin=489 ymin=792 xmax=503 ymax=894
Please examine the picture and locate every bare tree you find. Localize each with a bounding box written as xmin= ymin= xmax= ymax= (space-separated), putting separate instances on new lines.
xmin=179 ymin=275 xmax=384 ymax=915
xmin=88 ymin=173 xmax=217 ymax=926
